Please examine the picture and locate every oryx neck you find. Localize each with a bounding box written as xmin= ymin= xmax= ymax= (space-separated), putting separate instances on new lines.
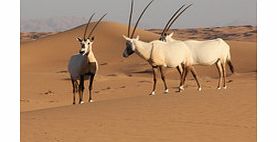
xmin=87 ymin=45 xmax=97 ymax=63
xmin=133 ymin=40 xmax=152 ymax=61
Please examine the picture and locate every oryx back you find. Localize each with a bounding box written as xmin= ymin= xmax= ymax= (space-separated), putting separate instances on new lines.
xmin=151 ymin=41 xmax=192 ymax=68
xmin=184 ymin=38 xmax=230 ymax=65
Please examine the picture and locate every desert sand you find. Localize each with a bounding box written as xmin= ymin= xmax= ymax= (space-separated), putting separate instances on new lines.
xmin=21 ymin=22 xmax=256 ymax=142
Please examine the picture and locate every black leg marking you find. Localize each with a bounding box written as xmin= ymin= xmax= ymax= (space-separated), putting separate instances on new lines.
xmin=79 ymin=75 xmax=85 ymax=104
xmin=150 ymin=66 xmax=158 ymax=95
xmin=179 ymin=64 xmax=188 ymax=92
xmin=222 ymin=62 xmax=227 ymax=89
xmin=71 ymin=78 xmax=76 ymax=105
xmin=176 ymin=65 xmax=182 ymax=77
xmin=89 ymin=73 xmax=95 ymax=102
xmin=216 ymin=60 xmax=223 ymax=89
xmin=159 ymin=66 xmax=168 ymax=94
xmin=189 ymin=66 xmax=202 ymax=91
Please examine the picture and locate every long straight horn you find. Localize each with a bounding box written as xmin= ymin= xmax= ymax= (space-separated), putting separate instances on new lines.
xmin=83 ymin=13 xmax=96 ymax=39
xmin=128 ymin=0 xmax=134 ymax=37
xmin=165 ymin=4 xmax=192 ymax=33
xmin=88 ymin=13 xmax=108 ymax=38
xmin=130 ymin=0 xmax=154 ymax=38
xmin=160 ymin=4 xmax=186 ymax=37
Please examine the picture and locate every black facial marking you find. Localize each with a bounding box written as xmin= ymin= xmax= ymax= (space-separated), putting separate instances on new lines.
xmin=81 ymin=44 xmax=85 ymax=49
xmin=79 ymin=51 xmax=85 ymax=54
xmin=126 ymin=41 xmax=135 ymax=55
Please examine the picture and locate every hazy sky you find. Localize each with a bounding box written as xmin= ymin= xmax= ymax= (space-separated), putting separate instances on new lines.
xmin=21 ymin=0 xmax=257 ymax=28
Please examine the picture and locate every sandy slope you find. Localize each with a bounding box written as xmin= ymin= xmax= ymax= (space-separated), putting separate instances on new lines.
xmin=21 ymin=21 xmax=256 ymax=142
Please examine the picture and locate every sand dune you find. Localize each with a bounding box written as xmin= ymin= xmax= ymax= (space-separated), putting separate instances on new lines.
xmin=21 ymin=21 xmax=256 ymax=141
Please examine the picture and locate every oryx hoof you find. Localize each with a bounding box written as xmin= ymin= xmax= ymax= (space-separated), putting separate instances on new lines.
xmin=73 ymin=102 xmax=76 ymax=105
xmin=149 ymin=91 xmax=156 ymax=96
xmin=223 ymin=86 xmax=227 ymax=89
xmin=198 ymin=87 xmax=202 ymax=91
xmin=79 ymin=101 xmax=84 ymax=104
xmin=178 ymin=86 xmax=184 ymax=92
xmin=217 ymin=87 xmax=221 ymax=90
xmin=164 ymin=89 xmax=169 ymax=94
xmin=89 ymin=99 xmax=94 ymax=103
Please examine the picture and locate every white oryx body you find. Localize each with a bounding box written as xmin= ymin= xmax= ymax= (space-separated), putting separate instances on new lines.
xmin=164 ymin=33 xmax=234 ymax=89
xmin=166 ymin=36 xmax=231 ymax=65
xmin=123 ymin=36 xmax=201 ymax=95
xmin=150 ymin=41 xmax=193 ymax=68
xmin=124 ymin=37 xmax=192 ymax=67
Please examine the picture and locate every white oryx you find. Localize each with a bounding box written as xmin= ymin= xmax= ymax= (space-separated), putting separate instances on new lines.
xmin=68 ymin=13 xmax=107 ymax=104
xmin=164 ymin=33 xmax=234 ymax=89
xmin=122 ymin=0 xmax=201 ymax=95
xmin=158 ymin=5 xmax=235 ymax=89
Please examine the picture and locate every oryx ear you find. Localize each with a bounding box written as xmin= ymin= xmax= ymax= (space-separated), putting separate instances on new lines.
xmin=122 ymin=35 xmax=131 ymax=41
xmin=90 ymin=36 xmax=95 ymax=41
xmin=76 ymin=37 xmax=82 ymax=42
xmin=168 ymin=32 xmax=174 ymax=37
xmin=135 ymin=35 xmax=140 ymax=40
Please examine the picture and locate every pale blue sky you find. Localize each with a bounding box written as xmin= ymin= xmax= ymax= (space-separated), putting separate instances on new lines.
xmin=21 ymin=0 xmax=257 ymax=28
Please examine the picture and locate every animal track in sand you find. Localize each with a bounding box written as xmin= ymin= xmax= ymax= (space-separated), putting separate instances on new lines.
xmin=100 ymin=63 xmax=108 ymax=66
xmin=41 ymin=90 xmax=55 ymax=96
xmin=56 ymin=70 xmax=68 ymax=73
xmin=106 ymin=74 xmax=118 ymax=77
xmin=138 ymin=80 xmax=152 ymax=83
xmin=101 ymin=87 xmax=111 ymax=91
xmin=227 ymin=80 xmax=233 ymax=83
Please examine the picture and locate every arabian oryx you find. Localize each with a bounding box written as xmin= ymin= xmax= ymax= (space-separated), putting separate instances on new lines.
xmin=68 ymin=13 xmax=107 ymax=104
xmin=165 ymin=33 xmax=234 ymax=89
xmin=158 ymin=5 xmax=235 ymax=90
xmin=122 ymin=0 xmax=201 ymax=95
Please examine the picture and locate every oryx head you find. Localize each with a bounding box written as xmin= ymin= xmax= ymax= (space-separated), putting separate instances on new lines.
xmin=159 ymin=4 xmax=192 ymax=42
xmin=77 ymin=37 xmax=95 ymax=55
xmin=122 ymin=35 xmax=140 ymax=57
xmin=122 ymin=0 xmax=154 ymax=58
xmin=77 ymin=13 xmax=107 ymax=56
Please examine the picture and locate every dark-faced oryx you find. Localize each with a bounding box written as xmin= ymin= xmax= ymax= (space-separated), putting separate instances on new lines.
xmin=68 ymin=13 xmax=107 ymax=104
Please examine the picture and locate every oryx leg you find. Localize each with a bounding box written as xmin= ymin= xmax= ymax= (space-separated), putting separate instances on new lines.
xmin=78 ymin=75 xmax=85 ymax=104
xmin=71 ymin=78 xmax=76 ymax=105
xmin=150 ymin=66 xmax=158 ymax=95
xmin=88 ymin=73 xmax=95 ymax=102
xmin=216 ymin=60 xmax=223 ymax=90
xmin=179 ymin=64 xmax=188 ymax=92
xmin=189 ymin=66 xmax=202 ymax=91
xmin=176 ymin=65 xmax=182 ymax=77
xmin=221 ymin=62 xmax=227 ymax=89
xmin=159 ymin=66 xmax=168 ymax=94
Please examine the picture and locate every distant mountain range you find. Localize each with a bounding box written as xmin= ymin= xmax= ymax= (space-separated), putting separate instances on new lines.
xmin=20 ymin=17 xmax=88 ymax=32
